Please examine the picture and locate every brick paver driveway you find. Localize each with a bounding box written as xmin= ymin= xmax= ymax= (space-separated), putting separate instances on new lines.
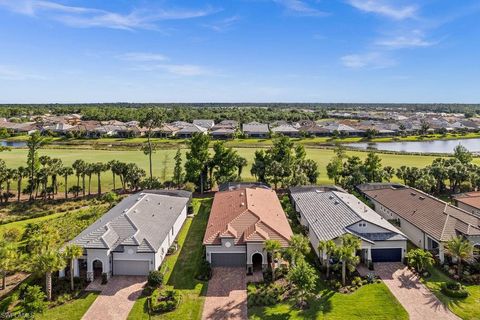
xmin=82 ymin=276 xmax=146 ymax=320
xmin=202 ymin=267 xmax=247 ymax=320
xmin=375 ymin=263 xmax=460 ymax=320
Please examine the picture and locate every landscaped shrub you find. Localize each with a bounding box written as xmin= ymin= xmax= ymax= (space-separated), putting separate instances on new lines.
xmin=441 ymin=282 xmax=469 ymax=298
xmin=147 ymin=270 xmax=164 ymax=288
xmin=195 ymin=260 xmax=212 ymax=281
xmin=247 ymin=283 xmax=285 ymax=306
xmin=20 ymin=285 xmax=47 ymax=315
xmin=183 ymin=182 xmax=196 ymax=192
xmin=101 ymin=273 xmax=108 ymax=285
xmin=365 ymin=273 xmax=376 ymax=284
xmin=167 ymin=241 xmax=179 ymax=255
xmin=150 ymin=289 xmax=181 ymax=313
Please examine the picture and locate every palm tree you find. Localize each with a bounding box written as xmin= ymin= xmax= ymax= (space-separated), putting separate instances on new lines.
xmin=93 ymin=162 xmax=107 ymax=196
xmin=59 ymin=166 xmax=73 ymax=199
xmin=405 ymin=249 xmax=434 ymax=273
xmin=32 ymin=249 xmax=66 ymax=300
xmin=72 ymin=160 xmax=86 ymax=197
xmin=15 ymin=166 xmax=27 ymax=202
xmin=3 ymin=168 xmax=16 ymax=203
xmin=26 ymin=132 xmax=45 ymax=201
xmin=287 ymin=235 xmax=310 ymax=266
xmin=318 ymin=240 xmax=337 ymax=278
xmin=264 ymin=239 xmax=282 ymax=280
xmin=445 ymin=236 xmax=473 ymax=277
xmin=140 ymin=109 xmax=163 ymax=180
xmin=85 ymin=163 xmax=94 ymax=196
xmin=107 ymin=160 xmax=119 ymax=191
xmin=0 ymin=240 xmax=18 ymax=290
xmin=48 ymin=158 xmax=63 ymax=198
xmin=63 ymin=244 xmax=83 ymax=291
xmin=336 ymin=234 xmax=361 ymax=286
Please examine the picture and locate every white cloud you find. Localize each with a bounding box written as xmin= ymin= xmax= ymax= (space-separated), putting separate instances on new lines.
xmin=204 ymin=15 xmax=241 ymax=32
xmin=130 ymin=63 xmax=213 ymax=76
xmin=0 ymin=65 xmax=45 ymax=80
xmin=117 ymin=52 xmax=168 ymax=62
xmin=0 ymin=0 xmax=217 ymax=30
xmin=376 ymin=31 xmax=435 ymax=49
xmin=274 ymin=0 xmax=328 ymax=17
xmin=347 ymin=0 xmax=417 ymax=20
xmin=341 ymin=52 xmax=395 ymax=69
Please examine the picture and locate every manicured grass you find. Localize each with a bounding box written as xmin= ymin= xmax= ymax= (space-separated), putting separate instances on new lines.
xmin=0 ymin=211 xmax=66 ymax=234
xmin=249 ymin=282 xmax=408 ymax=320
xmin=421 ymin=267 xmax=480 ymax=320
xmin=128 ymin=198 xmax=212 ymax=320
xmin=36 ymin=292 xmax=100 ymax=320
xmin=1 ymin=147 xmax=471 ymax=193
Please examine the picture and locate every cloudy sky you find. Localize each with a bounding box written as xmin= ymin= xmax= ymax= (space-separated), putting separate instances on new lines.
xmin=0 ymin=0 xmax=479 ymax=103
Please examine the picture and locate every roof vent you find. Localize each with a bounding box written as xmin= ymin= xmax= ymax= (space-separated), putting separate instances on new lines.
xmin=329 ymin=195 xmax=334 ymax=199
xmin=410 ymin=192 xmax=416 ymax=196
xmin=419 ymin=196 xmax=425 ymax=200
xmin=241 ymin=202 xmax=245 ymax=206
xmin=334 ymin=201 xmax=339 ymax=205
xmin=240 ymin=192 xmax=244 ymax=196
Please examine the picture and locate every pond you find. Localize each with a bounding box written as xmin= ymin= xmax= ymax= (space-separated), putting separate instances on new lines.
xmin=344 ymin=138 xmax=480 ymax=154
xmin=0 ymin=140 xmax=27 ymax=148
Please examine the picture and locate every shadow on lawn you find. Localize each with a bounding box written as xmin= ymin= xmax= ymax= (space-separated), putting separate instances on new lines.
xmin=167 ymin=199 xmax=212 ymax=291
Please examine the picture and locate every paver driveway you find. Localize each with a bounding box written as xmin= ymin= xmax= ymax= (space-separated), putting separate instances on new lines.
xmin=375 ymin=263 xmax=460 ymax=320
xmin=202 ymin=267 xmax=247 ymax=320
xmin=82 ymin=276 xmax=146 ymax=320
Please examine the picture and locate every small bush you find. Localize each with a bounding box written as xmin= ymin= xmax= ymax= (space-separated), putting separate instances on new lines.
xmin=183 ymin=182 xmax=196 ymax=192
xmin=101 ymin=272 xmax=108 ymax=285
xmin=148 ymin=270 xmax=164 ymax=288
xmin=195 ymin=260 xmax=212 ymax=281
xmin=150 ymin=289 xmax=181 ymax=313
xmin=247 ymin=283 xmax=285 ymax=306
xmin=441 ymin=282 xmax=469 ymax=298
xmin=20 ymin=285 xmax=47 ymax=315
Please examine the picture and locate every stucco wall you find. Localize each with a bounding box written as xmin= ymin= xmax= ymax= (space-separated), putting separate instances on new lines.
xmin=246 ymin=242 xmax=266 ymax=265
xmin=348 ymin=220 xmax=397 ymax=234
xmin=457 ymin=202 xmax=480 ymax=218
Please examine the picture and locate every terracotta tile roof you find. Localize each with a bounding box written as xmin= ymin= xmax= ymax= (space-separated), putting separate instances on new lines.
xmin=203 ymin=188 xmax=293 ymax=246
xmin=454 ymin=191 xmax=480 ymax=210
xmin=362 ymin=185 xmax=480 ymax=241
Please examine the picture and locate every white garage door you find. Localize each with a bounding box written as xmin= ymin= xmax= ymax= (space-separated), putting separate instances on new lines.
xmin=113 ymin=260 xmax=150 ymax=276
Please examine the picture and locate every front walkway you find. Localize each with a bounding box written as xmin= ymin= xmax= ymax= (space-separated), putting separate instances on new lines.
xmin=202 ymin=267 xmax=247 ymax=320
xmin=82 ymin=276 xmax=146 ymax=320
xmin=375 ymin=263 xmax=460 ymax=320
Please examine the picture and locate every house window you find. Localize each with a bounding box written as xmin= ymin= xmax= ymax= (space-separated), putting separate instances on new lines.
xmin=427 ymin=237 xmax=439 ymax=249
xmin=358 ymin=222 xmax=367 ymax=228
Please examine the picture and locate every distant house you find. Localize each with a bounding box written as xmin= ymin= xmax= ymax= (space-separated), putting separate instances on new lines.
xmin=323 ymin=123 xmax=364 ymax=136
xmin=358 ymin=183 xmax=480 ymax=262
xmin=203 ymin=187 xmax=293 ymax=272
xmin=242 ymin=122 xmax=269 ymax=138
xmin=453 ymin=192 xmax=480 ymax=218
xmin=0 ymin=121 xmax=38 ymax=135
xmin=176 ymin=124 xmax=208 ymax=138
xmin=63 ymin=190 xmax=191 ymax=280
xmin=193 ymin=119 xmax=215 ymax=129
xmin=298 ymin=124 xmax=330 ymax=137
xmin=290 ymin=186 xmax=407 ymax=264
xmin=270 ymin=124 xmax=300 ymax=137
xmin=214 ymin=120 xmax=238 ymax=129
xmin=156 ymin=124 xmax=180 ymax=138
xmin=211 ymin=128 xmax=235 ymax=139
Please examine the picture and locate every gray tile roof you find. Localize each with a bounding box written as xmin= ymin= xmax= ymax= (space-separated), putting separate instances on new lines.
xmin=242 ymin=122 xmax=269 ymax=133
xmin=290 ymin=187 xmax=405 ymax=242
xmin=70 ymin=190 xmax=191 ymax=252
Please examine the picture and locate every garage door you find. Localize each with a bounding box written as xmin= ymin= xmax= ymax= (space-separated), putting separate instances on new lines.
xmin=113 ymin=260 xmax=150 ymax=275
xmin=371 ymin=248 xmax=402 ymax=262
xmin=211 ymin=253 xmax=246 ymax=267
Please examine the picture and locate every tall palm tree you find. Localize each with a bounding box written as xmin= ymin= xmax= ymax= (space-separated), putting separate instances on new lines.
xmin=26 ymin=132 xmax=45 ymax=201
xmin=32 ymin=249 xmax=66 ymax=300
xmin=140 ymin=109 xmax=163 ymax=180
xmin=4 ymin=168 xmax=16 ymax=203
xmin=107 ymin=160 xmax=119 ymax=191
xmin=59 ymin=166 xmax=73 ymax=199
xmin=63 ymin=244 xmax=83 ymax=291
xmin=93 ymin=162 xmax=107 ymax=196
xmin=336 ymin=234 xmax=361 ymax=286
xmin=48 ymin=158 xmax=63 ymax=197
xmin=0 ymin=240 xmax=18 ymax=290
xmin=318 ymin=240 xmax=337 ymax=278
xmin=264 ymin=239 xmax=282 ymax=280
xmin=15 ymin=166 xmax=28 ymax=202
xmin=72 ymin=160 xmax=86 ymax=197
xmin=445 ymin=236 xmax=473 ymax=277
xmin=0 ymin=160 xmax=7 ymax=204
xmin=85 ymin=163 xmax=94 ymax=196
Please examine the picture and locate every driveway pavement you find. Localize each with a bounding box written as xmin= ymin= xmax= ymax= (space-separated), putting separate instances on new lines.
xmin=202 ymin=267 xmax=247 ymax=320
xmin=375 ymin=262 xmax=460 ymax=320
xmin=82 ymin=276 xmax=146 ymax=320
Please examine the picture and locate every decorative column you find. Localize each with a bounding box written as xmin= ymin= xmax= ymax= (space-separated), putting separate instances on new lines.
xmin=73 ymin=259 xmax=80 ymax=277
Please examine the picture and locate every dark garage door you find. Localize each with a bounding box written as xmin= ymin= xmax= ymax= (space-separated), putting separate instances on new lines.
xmin=113 ymin=260 xmax=150 ymax=275
xmin=211 ymin=253 xmax=246 ymax=267
xmin=371 ymin=248 xmax=402 ymax=262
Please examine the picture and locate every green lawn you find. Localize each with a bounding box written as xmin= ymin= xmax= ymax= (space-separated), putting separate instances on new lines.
xmin=36 ymin=292 xmax=100 ymax=320
xmin=249 ymin=282 xmax=408 ymax=320
xmin=128 ymin=198 xmax=212 ymax=320
xmin=1 ymin=147 xmax=469 ymax=193
xmin=422 ymin=267 xmax=480 ymax=320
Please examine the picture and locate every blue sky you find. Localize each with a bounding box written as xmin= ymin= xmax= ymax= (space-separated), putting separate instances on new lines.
xmin=0 ymin=0 xmax=479 ymax=103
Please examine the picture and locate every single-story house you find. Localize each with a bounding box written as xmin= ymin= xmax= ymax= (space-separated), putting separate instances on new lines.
xmin=63 ymin=190 xmax=191 ymax=280
xmin=453 ymin=191 xmax=480 ymax=218
xmin=176 ymin=124 xmax=208 ymax=138
xmin=270 ymin=124 xmax=300 ymax=137
xmin=155 ymin=124 xmax=180 ymax=137
xmin=211 ymin=128 xmax=235 ymax=139
xmin=203 ymin=187 xmax=293 ymax=273
xmin=358 ymin=183 xmax=480 ymax=262
xmin=298 ymin=124 xmax=330 ymax=137
xmin=290 ymin=186 xmax=407 ymax=264
xmin=242 ymin=122 xmax=269 ymax=138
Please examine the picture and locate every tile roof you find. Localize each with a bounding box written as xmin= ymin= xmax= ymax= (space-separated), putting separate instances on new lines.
xmin=271 ymin=124 xmax=299 ymax=133
xmin=454 ymin=191 xmax=480 ymax=210
xmin=70 ymin=190 xmax=191 ymax=252
xmin=242 ymin=122 xmax=269 ymax=133
xmin=361 ymin=184 xmax=480 ymax=241
xmin=290 ymin=187 xmax=405 ymax=242
xmin=203 ymin=188 xmax=293 ymax=246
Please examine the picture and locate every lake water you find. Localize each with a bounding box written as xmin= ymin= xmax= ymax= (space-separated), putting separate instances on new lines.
xmin=0 ymin=140 xmax=27 ymax=147
xmin=345 ymin=138 xmax=480 ymax=154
